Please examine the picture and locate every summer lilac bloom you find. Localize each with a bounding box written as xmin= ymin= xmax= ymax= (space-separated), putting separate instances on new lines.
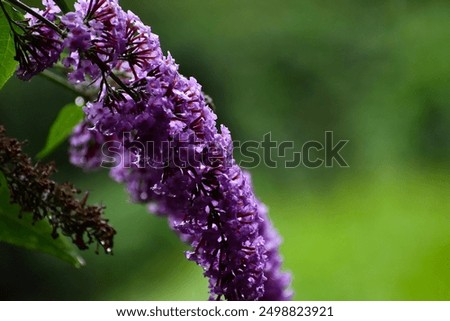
xmin=14 ymin=0 xmax=292 ymax=300
xmin=14 ymin=0 xmax=63 ymax=80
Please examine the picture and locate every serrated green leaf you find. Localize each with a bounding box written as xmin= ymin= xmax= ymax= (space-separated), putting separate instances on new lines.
xmin=0 ymin=6 xmax=18 ymax=90
xmin=0 ymin=172 xmax=85 ymax=268
xmin=37 ymin=103 xmax=84 ymax=159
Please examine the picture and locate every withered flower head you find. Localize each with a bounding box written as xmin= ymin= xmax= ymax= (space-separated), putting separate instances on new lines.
xmin=0 ymin=125 xmax=115 ymax=254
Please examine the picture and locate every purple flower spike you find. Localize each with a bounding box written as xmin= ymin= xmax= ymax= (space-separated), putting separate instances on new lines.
xmin=64 ymin=0 xmax=292 ymax=301
xmin=12 ymin=0 xmax=292 ymax=301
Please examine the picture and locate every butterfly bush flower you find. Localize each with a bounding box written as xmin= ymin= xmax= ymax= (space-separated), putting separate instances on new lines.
xmin=12 ymin=0 xmax=63 ymax=80
xmin=10 ymin=0 xmax=292 ymax=300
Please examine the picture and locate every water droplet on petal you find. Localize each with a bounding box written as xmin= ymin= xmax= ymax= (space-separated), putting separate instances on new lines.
xmin=75 ymin=96 xmax=85 ymax=106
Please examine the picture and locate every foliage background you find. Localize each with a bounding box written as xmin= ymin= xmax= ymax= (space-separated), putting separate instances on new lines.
xmin=0 ymin=0 xmax=449 ymax=300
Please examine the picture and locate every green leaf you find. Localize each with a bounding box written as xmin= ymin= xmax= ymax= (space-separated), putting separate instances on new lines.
xmin=0 ymin=172 xmax=85 ymax=268
xmin=54 ymin=0 xmax=70 ymax=14
xmin=0 ymin=5 xmax=18 ymax=90
xmin=37 ymin=103 xmax=84 ymax=159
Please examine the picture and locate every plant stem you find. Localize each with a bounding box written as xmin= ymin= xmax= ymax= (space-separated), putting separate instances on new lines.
xmin=87 ymin=52 xmax=138 ymax=101
xmin=40 ymin=69 xmax=90 ymax=99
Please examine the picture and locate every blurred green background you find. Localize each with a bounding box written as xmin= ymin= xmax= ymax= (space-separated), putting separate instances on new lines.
xmin=0 ymin=0 xmax=449 ymax=300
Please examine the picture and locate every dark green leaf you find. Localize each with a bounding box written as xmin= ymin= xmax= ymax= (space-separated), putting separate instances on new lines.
xmin=54 ymin=0 xmax=70 ymax=14
xmin=0 ymin=172 xmax=85 ymax=267
xmin=37 ymin=103 xmax=84 ymax=159
xmin=0 ymin=5 xmax=17 ymax=90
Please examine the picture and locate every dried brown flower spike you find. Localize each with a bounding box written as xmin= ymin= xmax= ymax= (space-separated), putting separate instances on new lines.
xmin=0 ymin=125 xmax=116 ymax=254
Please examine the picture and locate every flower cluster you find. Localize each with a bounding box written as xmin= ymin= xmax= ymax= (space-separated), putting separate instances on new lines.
xmin=9 ymin=0 xmax=292 ymax=300
xmin=9 ymin=0 xmax=63 ymax=80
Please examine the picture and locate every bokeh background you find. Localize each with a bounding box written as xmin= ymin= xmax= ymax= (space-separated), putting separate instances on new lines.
xmin=0 ymin=0 xmax=449 ymax=300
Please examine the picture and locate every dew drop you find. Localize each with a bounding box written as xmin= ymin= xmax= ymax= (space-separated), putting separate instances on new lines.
xmin=41 ymin=190 xmax=49 ymax=201
xmin=75 ymin=96 xmax=85 ymax=106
